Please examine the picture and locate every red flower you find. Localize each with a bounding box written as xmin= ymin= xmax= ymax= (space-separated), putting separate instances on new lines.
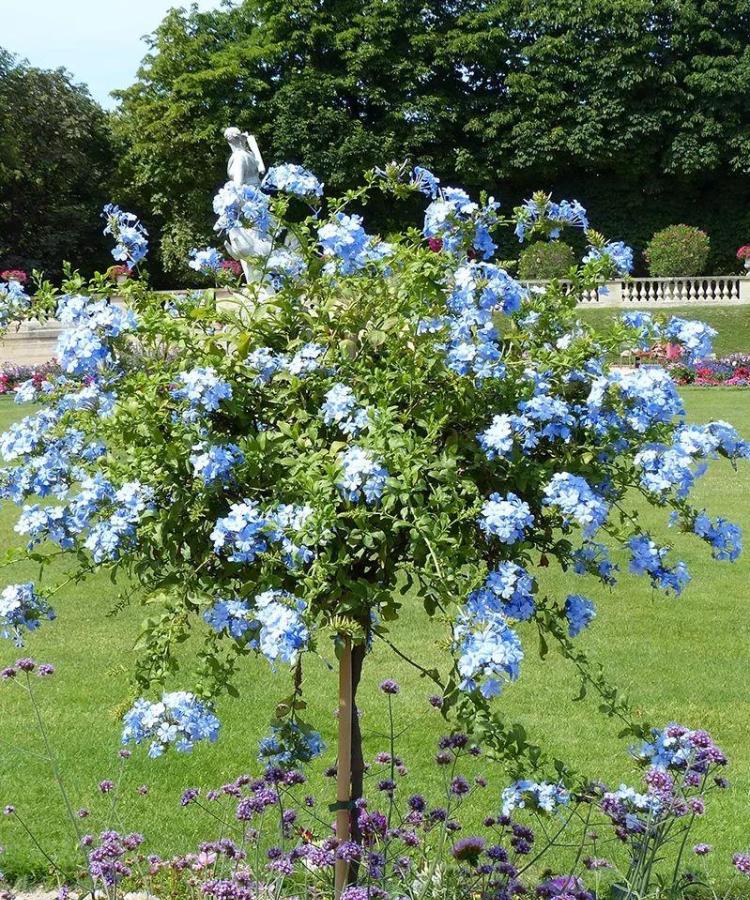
xmin=1 ymin=269 xmax=28 ymax=284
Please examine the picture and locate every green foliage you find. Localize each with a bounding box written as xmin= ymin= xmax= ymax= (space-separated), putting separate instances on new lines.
xmin=0 ymin=49 xmax=114 ymax=276
xmin=111 ymin=0 xmax=750 ymax=278
xmin=518 ymin=241 xmax=576 ymax=280
xmin=645 ymin=224 xmax=711 ymax=277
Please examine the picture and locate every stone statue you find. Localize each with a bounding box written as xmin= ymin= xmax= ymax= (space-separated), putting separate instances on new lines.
xmin=224 ymin=126 xmax=265 ymax=188
xmin=223 ymin=127 xmax=268 ymax=283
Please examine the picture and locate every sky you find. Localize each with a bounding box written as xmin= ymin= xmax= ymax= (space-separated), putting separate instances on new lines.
xmin=1 ymin=0 xmax=225 ymax=108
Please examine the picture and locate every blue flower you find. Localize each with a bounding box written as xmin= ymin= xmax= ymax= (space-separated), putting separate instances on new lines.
xmin=411 ymin=166 xmax=440 ymax=198
xmin=565 ymin=594 xmax=596 ymax=637
xmin=583 ymin=241 xmax=633 ymax=275
xmin=258 ymin=722 xmax=324 ymax=767
xmin=514 ymin=196 xmax=588 ymax=242
xmin=287 ymin=342 xmax=325 ymax=377
xmin=501 ymin=780 xmax=570 ymax=816
xmin=122 ymin=691 xmax=220 ymax=758
xmin=203 ymin=598 xmax=257 ymax=641
xmin=188 ymin=247 xmax=223 ymax=273
xmin=0 ymin=408 xmax=60 ymax=461
xmin=0 ymin=279 xmax=31 ymax=327
xmin=454 ymin=614 xmax=523 ymax=698
xmin=0 ymin=583 xmax=55 ymax=646
xmin=572 ymin=542 xmax=618 ymax=586
xmin=621 ymin=311 xmax=661 ymax=349
xmin=467 ymin=562 xmax=536 ymax=621
xmin=190 ymin=442 xmax=244 ymax=485
xmin=263 ymin=164 xmax=323 ymax=198
xmin=424 ymin=187 xmax=498 ymax=259
xmin=543 ymin=473 xmax=608 ymax=537
xmin=693 ymin=513 xmax=742 ymax=562
xmin=55 ymin=296 xmax=138 ymax=376
xmin=265 ymin=248 xmax=306 ymax=289
xmin=83 ymin=482 xmax=154 ymax=563
xmin=211 ymin=500 xmax=314 ymax=568
xmin=628 ymin=534 xmax=690 ymax=595
xmin=586 ymin=368 xmax=684 ymax=434
xmin=338 ymin=446 xmax=388 ymax=504
xmin=318 ymin=213 xmax=393 ymax=275
xmin=321 ymin=384 xmax=369 ymax=436
xmin=664 ymin=317 xmax=717 ymax=362
xmin=171 ymin=367 xmax=232 ymax=415
xmin=213 ymin=182 xmax=272 ymax=235
xmin=102 ymin=204 xmax=148 ymax=269
xmin=478 ymin=492 xmax=534 ymax=544
xmin=517 ymin=394 xmax=575 ymax=446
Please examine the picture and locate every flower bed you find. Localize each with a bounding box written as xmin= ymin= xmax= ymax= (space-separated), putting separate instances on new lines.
xmin=0 ymin=362 xmax=59 ymax=395
xmin=668 ymin=354 xmax=750 ymax=386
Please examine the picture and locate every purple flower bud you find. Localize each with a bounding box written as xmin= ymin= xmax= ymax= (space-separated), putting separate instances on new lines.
xmin=379 ymin=679 xmax=400 ymax=694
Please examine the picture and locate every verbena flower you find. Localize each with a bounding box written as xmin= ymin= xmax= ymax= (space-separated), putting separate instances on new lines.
xmin=122 ymin=691 xmax=220 ymax=758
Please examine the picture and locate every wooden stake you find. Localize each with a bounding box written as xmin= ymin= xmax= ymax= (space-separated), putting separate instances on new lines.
xmin=334 ymin=635 xmax=353 ymax=899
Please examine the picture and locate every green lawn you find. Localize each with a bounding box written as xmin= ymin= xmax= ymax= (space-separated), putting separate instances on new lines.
xmin=580 ymin=304 xmax=750 ymax=357
xmin=1 ymin=390 xmax=749 ymax=887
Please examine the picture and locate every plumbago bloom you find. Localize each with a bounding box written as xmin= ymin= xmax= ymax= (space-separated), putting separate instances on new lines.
xmin=0 ymin=160 xmax=746 ymax=782
xmin=121 ymin=692 xmax=220 ymax=758
xmin=0 ymin=583 xmax=55 ymax=646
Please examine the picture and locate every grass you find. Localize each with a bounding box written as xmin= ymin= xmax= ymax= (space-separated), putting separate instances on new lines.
xmin=1 ymin=389 xmax=750 ymax=887
xmin=579 ymin=304 xmax=750 ymax=357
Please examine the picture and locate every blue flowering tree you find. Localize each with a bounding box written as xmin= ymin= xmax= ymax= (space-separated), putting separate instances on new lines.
xmin=0 ymin=161 xmax=746 ymax=893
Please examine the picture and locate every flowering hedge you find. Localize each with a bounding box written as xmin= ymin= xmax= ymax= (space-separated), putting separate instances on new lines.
xmin=0 ymin=160 xmax=747 ymax=893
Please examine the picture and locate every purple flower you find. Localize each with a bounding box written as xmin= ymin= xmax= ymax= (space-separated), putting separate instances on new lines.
xmin=693 ymin=844 xmax=712 ymax=855
xmin=38 ymin=663 xmax=55 ymax=677
xmin=452 ymin=836 xmax=486 ymax=862
xmin=734 ymin=853 xmax=750 ymax=876
xmin=428 ymin=694 xmax=444 ymax=708
xmin=379 ymin=679 xmax=400 ymax=694
xmin=1 ymin=667 xmax=17 ymax=679
xmin=181 ymin=788 xmax=200 ymax=807
xmin=15 ymin=657 xmax=35 ymax=672
xmin=98 ymin=780 xmax=115 ymax=794
xmin=2 ymin=806 xmax=15 ymax=816
xmin=450 ymin=775 xmax=470 ymax=796
xmin=336 ymin=841 xmax=361 ymax=862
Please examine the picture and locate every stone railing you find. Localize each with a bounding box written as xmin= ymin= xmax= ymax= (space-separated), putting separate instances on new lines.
xmin=523 ymin=276 xmax=750 ymax=306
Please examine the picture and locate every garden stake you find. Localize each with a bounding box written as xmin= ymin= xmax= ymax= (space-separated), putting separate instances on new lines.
xmin=334 ymin=635 xmax=353 ymax=899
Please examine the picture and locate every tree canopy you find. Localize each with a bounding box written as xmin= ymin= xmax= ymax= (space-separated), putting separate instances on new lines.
xmin=0 ymin=50 xmax=114 ymax=277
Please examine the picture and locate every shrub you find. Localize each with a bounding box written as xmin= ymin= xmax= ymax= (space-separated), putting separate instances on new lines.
xmin=518 ymin=240 xmax=576 ymax=279
xmin=645 ymin=224 xmax=711 ymax=276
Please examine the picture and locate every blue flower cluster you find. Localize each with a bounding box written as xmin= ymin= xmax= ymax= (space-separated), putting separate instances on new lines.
xmin=247 ymin=342 xmax=325 ymax=384
xmin=582 ymin=241 xmax=634 ymax=275
xmin=501 ymin=780 xmax=570 ymax=816
xmin=211 ymin=500 xmax=314 ymax=568
xmin=321 ymin=384 xmax=369 ymax=437
xmin=213 ymin=182 xmax=272 ymax=235
xmin=190 ymin=442 xmax=244 ymax=485
xmin=56 ymin=295 xmax=138 ymax=376
xmin=263 ymin=163 xmax=323 ymax=198
xmin=564 ymin=594 xmax=596 ymax=637
xmin=543 ymin=473 xmax=608 ymax=537
xmin=514 ymin=196 xmax=588 ymax=242
xmin=423 ymin=262 xmax=526 ymax=381
xmin=121 ymin=691 xmax=220 ymax=758
xmin=628 ymin=534 xmax=690 ymax=595
xmin=0 ymin=279 xmax=31 ymax=327
xmin=265 ymin=247 xmax=307 ymax=290
xmin=586 ymin=368 xmax=684 ymax=435
xmin=454 ymin=609 xmax=523 ymax=699
xmin=411 ymin=166 xmax=440 ymax=198
xmin=664 ymin=317 xmax=718 ymax=362
xmin=0 ymin=582 xmax=55 ymax=646
xmin=635 ymin=443 xmax=706 ymax=499
xmin=102 ymin=204 xmax=148 ymax=268
xmin=692 ymin=513 xmax=742 ymax=562
xmin=188 ymin=247 xmax=223 ymax=273
xmin=572 ymin=541 xmax=618 ymax=586
xmin=337 ymin=446 xmax=388 ymax=504
xmin=467 ymin=562 xmax=536 ymax=622
xmin=258 ymin=721 xmax=325 ymax=767
xmin=423 ymin=187 xmax=498 ymax=259
xmin=171 ymin=367 xmax=232 ymax=416
xmin=83 ymin=481 xmax=155 ymax=563
xmin=478 ymin=492 xmax=534 ymax=544
xmin=318 ymin=213 xmax=393 ymax=275
xmin=204 ymin=589 xmax=309 ymax=665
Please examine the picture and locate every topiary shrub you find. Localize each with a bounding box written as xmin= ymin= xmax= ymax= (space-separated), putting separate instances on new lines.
xmin=645 ymin=225 xmax=711 ymax=277
xmin=518 ymin=240 xmax=576 ymax=279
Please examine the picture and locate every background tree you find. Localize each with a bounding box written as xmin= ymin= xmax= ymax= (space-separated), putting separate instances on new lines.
xmin=0 ymin=50 xmax=114 ymax=277
xmin=113 ymin=0 xmax=750 ymax=281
